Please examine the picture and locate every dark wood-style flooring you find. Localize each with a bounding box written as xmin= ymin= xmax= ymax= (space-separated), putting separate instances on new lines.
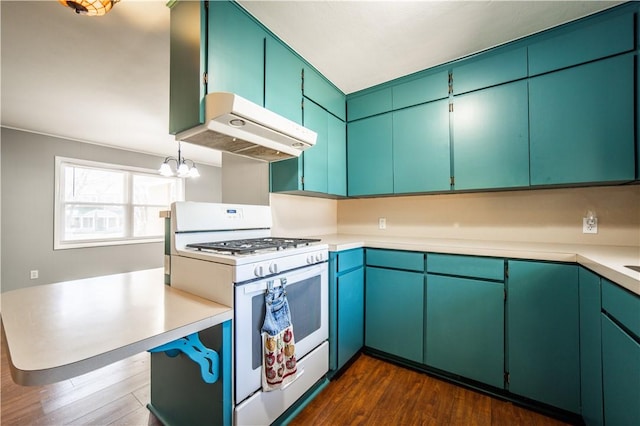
xmin=2 ymin=340 xmax=570 ymax=425
xmin=289 ymin=354 xmax=571 ymax=426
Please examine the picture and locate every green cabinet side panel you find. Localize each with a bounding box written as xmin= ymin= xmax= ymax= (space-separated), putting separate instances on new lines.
xmin=169 ymin=0 xmax=205 ymax=134
xmin=602 ymin=278 xmax=640 ymax=338
xmin=208 ymin=1 xmax=265 ymax=106
xmin=453 ymin=47 xmax=527 ymax=95
xmin=427 ymin=254 xmax=504 ymax=281
xmin=337 ymin=267 xmax=365 ymax=369
xmin=270 ymin=157 xmax=302 ymax=192
xmin=601 ymin=315 xmax=640 ymax=426
xmin=347 ymin=113 xmax=393 ymax=196
xmin=528 ymin=12 xmax=634 ymax=76
xmin=393 ymin=100 xmax=451 ymax=193
xmin=392 ymin=71 xmax=449 ymax=110
xmin=302 ymin=100 xmax=329 ymax=193
xmin=327 ymin=114 xmax=347 ymax=196
xmin=366 ymin=249 xmax=425 ymax=272
xmin=347 ymin=88 xmax=393 ymax=121
xmin=529 ymin=54 xmax=635 ymax=186
xmin=304 ymin=66 xmax=346 ymax=120
xmin=426 ymin=275 xmax=505 ymax=388
xmin=579 ymin=268 xmax=604 ymax=426
xmin=265 ymin=36 xmax=303 ymax=124
xmin=507 ymin=261 xmax=580 ymax=414
xmin=452 ymin=80 xmax=530 ymax=190
xmin=365 ymin=267 xmax=424 ymax=363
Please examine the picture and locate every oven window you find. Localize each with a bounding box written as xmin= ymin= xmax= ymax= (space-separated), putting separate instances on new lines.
xmin=250 ymin=275 xmax=322 ymax=369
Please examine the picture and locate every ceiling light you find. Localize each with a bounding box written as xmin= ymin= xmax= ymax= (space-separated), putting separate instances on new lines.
xmin=58 ymin=0 xmax=120 ymax=17
xmin=159 ymin=143 xmax=199 ymax=179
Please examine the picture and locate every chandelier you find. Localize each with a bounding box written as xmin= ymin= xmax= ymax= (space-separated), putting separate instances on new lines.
xmin=159 ymin=143 xmax=200 ymax=179
xmin=58 ymin=0 xmax=120 ymax=17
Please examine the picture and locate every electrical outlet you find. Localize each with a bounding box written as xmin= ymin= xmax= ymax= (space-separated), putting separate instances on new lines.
xmin=583 ymin=217 xmax=598 ymax=234
xmin=30 ymin=270 xmax=39 ymax=280
xmin=378 ymin=217 xmax=386 ymax=230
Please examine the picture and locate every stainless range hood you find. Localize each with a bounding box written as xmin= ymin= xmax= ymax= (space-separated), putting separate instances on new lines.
xmin=175 ymin=92 xmax=317 ymax=162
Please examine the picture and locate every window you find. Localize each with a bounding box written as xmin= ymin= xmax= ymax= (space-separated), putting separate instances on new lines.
xmin=55 ymin=157 xmax=184 ymax=249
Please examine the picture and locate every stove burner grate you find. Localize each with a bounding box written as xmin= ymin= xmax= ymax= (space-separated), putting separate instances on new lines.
xmin=186 ymin=237 xmax=321 ymax=255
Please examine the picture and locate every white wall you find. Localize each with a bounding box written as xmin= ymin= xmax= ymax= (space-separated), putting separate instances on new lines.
xmin=0 ymin=128 xmax=222 ymax=292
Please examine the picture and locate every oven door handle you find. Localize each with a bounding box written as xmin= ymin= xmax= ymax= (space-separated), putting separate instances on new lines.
xmin=242 ymin=263 xmax=326 ymax=295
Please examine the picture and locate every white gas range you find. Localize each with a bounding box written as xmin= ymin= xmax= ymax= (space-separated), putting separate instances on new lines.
xmin=168 ymin=202 xmax=329 ymax=426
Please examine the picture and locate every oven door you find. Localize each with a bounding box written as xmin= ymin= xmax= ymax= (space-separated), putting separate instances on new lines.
xmin=234 ymin=262 xmax=328 ymax=405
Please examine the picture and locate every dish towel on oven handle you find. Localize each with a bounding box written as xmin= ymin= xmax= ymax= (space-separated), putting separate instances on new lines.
xmin=261 ymin=278 xmax=298 ymax=392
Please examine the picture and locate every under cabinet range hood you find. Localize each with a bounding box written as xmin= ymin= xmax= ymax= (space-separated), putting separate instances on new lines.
xmin=175 ymin=92 xmax=317 ymax=162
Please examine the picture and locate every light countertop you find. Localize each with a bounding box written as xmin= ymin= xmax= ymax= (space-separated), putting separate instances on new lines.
xmin=314 ymin=234 xmax=640 ymax=296
xmin=0 ymin=268 xmax=232 ymax=386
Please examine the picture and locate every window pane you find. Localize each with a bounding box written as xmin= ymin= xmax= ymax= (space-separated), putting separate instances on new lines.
xmin=133 ymin=206 xmax=164 ymax=237
xmin=132 ymin=175 xmax=177 ymax=205
xmin=64 ymin=205 xmax=125 ymax=240
xmin=64 ymin=166 xmax=125 ymax=203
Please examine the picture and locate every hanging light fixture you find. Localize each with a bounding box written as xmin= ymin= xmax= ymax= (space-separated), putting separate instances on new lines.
xmin=159 ymin=143 xmax=200 ymax=179
xmin=58 ymin=0 xmax=120 ymax=17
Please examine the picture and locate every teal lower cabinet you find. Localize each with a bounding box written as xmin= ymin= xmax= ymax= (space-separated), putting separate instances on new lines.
xmin=365 ymin=264 xmax=424 ymax=363
xmin=329 ymin=249 xmax=364 ymax=373
xmin=507 ymin=261 xmax=580 ymax=414
xmin=601 ymin=279 xmax=640 ymax=426
xmin=425 ymin=274 xmax=504 ymax=388
xmin=579 ymin=268 xmax=603 ymax=426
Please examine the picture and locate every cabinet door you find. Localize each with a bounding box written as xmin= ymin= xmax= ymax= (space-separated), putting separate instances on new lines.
xmin=426 ymin=275 xmax=504 ymax=388
xmin=393 ymin=100 xmax=450 ymax=193
xmin=347 ymin=113 xmax=393 ymax=196
xmin=507 ymin=261 xmax=580 ymax=413
xmin=265 ymin=36 xmax=303 ymax=124
xmin=304 ymin=66 xmax=346 ymax=121
xmin=302 ymin=100 xmax=328 ymax=193
xmin=452 ymin=47 xmax=527 ymax=95
xmin=347 ymin=88 xmax=392 ymax=121
xmin=452 ymin=80 xmax=529 ymax=190
xmin=169 ymin=0 xmax=205 ymax=134
xmin=579 ymin=268 xmax=603 ymax=426
xmin=208 ymin=1 xmax=265 ymax=106
xmin=601 ymin=315 xmax=640 ymax=426
xmin=327 ymin=114 xmax=347 ymax=196
xmin=365 ymin=267 xmax=424 ymax=363
xmin=337 ymin=267 xmax=364 ymax=369
xmin=529 ymin=54 xmax=635 ymax=185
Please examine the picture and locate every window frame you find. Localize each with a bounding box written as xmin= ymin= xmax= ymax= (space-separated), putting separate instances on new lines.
xmin=54 ymin=156 xmax=185 ymax=250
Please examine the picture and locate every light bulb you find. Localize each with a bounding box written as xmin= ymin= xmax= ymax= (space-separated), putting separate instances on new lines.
xmin=159 ymin=162 xmax=173 ymax=177
xmin=177 ymin=162 xmax=190 ymax=178
xmin=189 ymin=166 xmax=200 ymax=178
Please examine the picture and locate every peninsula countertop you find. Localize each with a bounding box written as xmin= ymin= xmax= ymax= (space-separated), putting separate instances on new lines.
xmin=0 ymin=268 xmax=232 ymax=386
xmin=313 ymin=234 xmax=640 ymax=296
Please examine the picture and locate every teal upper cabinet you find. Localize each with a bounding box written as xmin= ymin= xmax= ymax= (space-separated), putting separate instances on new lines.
xmin=452 ymin=47 xmax=527 ymax=95
xmin=327 ymin=114 xmax=347 ymax=196
xmin=265 ymin=35 xmax=303 ymax=124
xmin=529 ymin=54 xmax=635 ymax=186
xmin=528 ymin=11 xmax=634 ymax=76
xmin=393 ymin=100 xmax=451 ymax=193
xmin=168 ymin=1 xmax=206 ymax=134
xmin=301 ymin=100 xmax=329 ymax=193
xmin=270 ymin=100 xmax=347 ymax=196
xmin=303 ymin=66 xmax=346 ymax=121
xmin=452 ymin=80 xmax=529 ymax=190
xmin=392 ymin=71 xmax=449 ymax=110
xmin=347 ymin=113 xmax=394 ymax=196
xmin=208 ymin=1 xmax=265 ymax=106
xmin=507 ymin=261 xmax=580 ymax=414
xmin=347 ymin=88 xmax=393 ymax=122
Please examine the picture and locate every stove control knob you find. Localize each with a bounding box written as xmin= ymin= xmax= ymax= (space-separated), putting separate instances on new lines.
xmin=269 ymin=263 xmax=279 ymax=274
xmin=315 ymin=253 xmax=324 ymax=262
xmin=307 ymin=255 xmax=315 ymax=265
xmin=254 ymin=265 xmax=264 ymax=277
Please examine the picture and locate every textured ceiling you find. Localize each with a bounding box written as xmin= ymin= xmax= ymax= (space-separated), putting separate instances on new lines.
xmin=1 ymin=1 xmax=624 ymax=165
